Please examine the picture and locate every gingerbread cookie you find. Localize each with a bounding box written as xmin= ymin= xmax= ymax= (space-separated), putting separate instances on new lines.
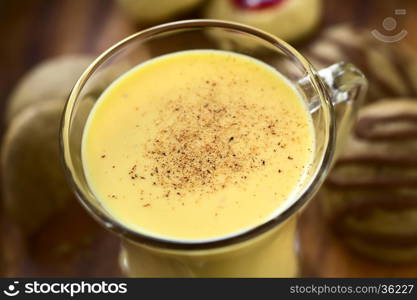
xmin=301 ymin=24 xmax=417 ymax=103
xmin=320 ymin=99 xmax=417 ymax=262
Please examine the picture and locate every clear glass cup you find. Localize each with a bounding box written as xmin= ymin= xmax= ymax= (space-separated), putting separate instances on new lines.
xmin=61 ymin=20 xmax=367 ymax=277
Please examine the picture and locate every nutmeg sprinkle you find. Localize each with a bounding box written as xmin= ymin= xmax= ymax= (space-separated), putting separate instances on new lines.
xmin=142 ymin=95 xmax=305 ymax=195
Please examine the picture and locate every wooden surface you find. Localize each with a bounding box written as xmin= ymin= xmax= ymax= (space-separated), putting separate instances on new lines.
xmin=1 ymin=0 xmax=417 ymax=277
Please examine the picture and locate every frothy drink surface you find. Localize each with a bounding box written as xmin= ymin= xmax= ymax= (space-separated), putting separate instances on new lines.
xmin=82 ymin=50 xmax=314 ymax=241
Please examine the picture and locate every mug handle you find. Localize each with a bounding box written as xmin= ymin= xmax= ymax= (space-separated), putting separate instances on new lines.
xmin=299 ymin=62 xmax=368 ymax=159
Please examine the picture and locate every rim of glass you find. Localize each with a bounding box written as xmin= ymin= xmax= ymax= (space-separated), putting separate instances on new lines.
xmin=61 ymin=19 xmax=335 ymax=251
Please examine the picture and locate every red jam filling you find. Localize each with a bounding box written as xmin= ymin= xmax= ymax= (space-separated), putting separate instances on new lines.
xmin=231 ymin=0 xmax=286 ymax=11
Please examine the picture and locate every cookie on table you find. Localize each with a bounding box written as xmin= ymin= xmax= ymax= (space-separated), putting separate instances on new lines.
xmin=6 ymin=55 xmax=94 ymax=123
xmin=3 ymin=56 xmax=92 ymax=233
xmin=319 ymin=99 xmax=417 ymax=262
xmin=2 ymin=100 xmax=75 ymax=235
xmin=204 ymin=0 xmax=322 ymax=48
xmin=3 ymin=52 xmax=145 ymax=235
xmin=300 ymin=24 xmax=417 ymax=103
xmin=117 ymin=0 xmax=204 ymax=24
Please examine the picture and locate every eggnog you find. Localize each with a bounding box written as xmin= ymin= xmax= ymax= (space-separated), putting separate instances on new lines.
xmin=82 ymin=50 xmax=314 ymax=242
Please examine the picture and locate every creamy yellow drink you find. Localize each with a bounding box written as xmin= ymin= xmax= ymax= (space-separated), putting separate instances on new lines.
xmin=82 ymin=50 xmax=314 ymax=243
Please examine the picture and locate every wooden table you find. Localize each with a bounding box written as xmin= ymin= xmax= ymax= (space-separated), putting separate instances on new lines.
xmin=1 ymin=0 xmax=417 ymax=277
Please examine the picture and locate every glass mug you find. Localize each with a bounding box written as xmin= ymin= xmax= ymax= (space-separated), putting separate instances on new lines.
xmin=61 ymin=20 xmax=367 ymax=277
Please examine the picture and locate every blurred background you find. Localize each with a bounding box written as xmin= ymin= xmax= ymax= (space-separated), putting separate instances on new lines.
xmin=1 ymin=0 xmax=417 ymax=277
